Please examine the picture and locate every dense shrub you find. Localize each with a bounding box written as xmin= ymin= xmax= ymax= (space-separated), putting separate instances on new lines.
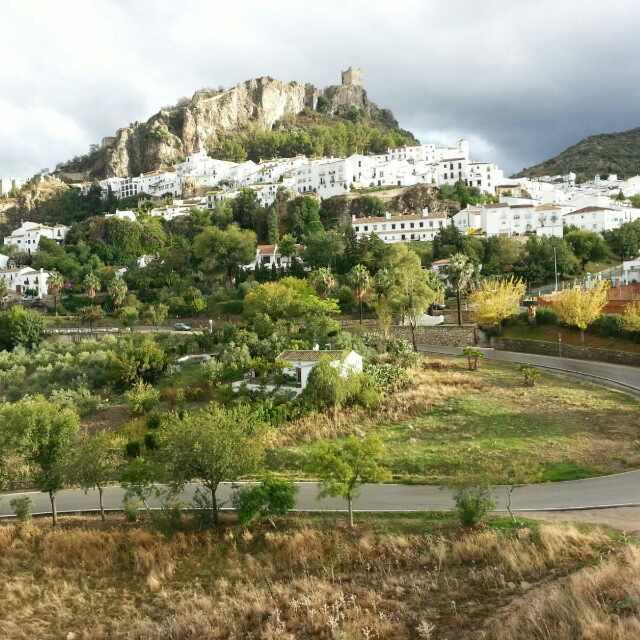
xmin=535 ymin=307 xmax=559 ymax=326
xmin=454 ymin=485 xmax=495 ymax=527
xmin=126 ymin=381 xmax=161 ymax=415
xmin=232 ymin=477 xmax=297 ymax=525
xmin=9 ymin=496 xmax=32 ymax=522
xmin=589 ymin=313 xmax=626 ymax=338
xmin=364 ymin=363 xmax=410 ymax=392
xmin=0 ymin=306 xmax=44 ymax=351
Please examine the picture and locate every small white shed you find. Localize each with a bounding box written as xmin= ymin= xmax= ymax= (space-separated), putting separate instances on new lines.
xmin=278 ymin=349 xmax=364 ymax=390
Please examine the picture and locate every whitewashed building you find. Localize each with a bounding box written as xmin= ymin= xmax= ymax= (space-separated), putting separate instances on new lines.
xmin=3 ymin=222 xmax=70 ymax=255
xmin=278 ymin=349 xmax=363 ymax=391
xmin=243 ymin=243 xmax=302 ymax=270
xmin=351 ymin=210 xmax=449 ymax=243
xmin=563 ymin=206 xmax=640 ymax=232
xmin=105 ymin=209 xmax=137 ymax=222
xmin=0 ymin=267 xmax=51 ymax=298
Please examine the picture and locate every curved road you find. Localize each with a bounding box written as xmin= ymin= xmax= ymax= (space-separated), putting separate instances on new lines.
xmin=1 ymin=349 xmax=639 ymax=518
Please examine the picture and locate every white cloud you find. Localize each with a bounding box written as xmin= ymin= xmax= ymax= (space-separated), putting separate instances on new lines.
xmin=1 ymin=0 xmax=640 ymax=176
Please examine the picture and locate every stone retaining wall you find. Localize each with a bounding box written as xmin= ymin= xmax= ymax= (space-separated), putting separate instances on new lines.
xmin=492 ymin=337 xmax=640 ymax=367
xmin=342 ymin=320 xmax=477 ymax=347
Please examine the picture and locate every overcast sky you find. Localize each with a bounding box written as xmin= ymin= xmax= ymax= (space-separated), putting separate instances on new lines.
xmin=2 ymin=0 xmax=640 ymax=177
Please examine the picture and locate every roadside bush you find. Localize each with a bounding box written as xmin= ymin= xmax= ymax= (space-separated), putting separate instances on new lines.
xmin=123 ymin=497 xmax=140 ymax=522
xmin=232 ymin=477 xmax=297 ymax=526
xmin=364 ymin=363 xmax=410 ymax=392
xmin=535 ymin=307 xmax=559 ymax=325
xmin=462 ymin=346 xmax=484 ymax=371
xmin=9 ymin=495 xmax=32 ymax=522
xmin=520 ymin=365 xmax=541 ymax=387
xmin=589 ymin=313 xmax=626 ymax=338
xmin=386 ymin=337 xmax=418 ymax=368
xmin=150 ymin=501 xmax=184 ymax=537
xmin=125 ymin=381 xmax=160 ymax=415
xmin=144 ymin=432 xmax=159 ymax=450
xmin=351 ymin=374 xmax=382 ymax=409
xmin=454 ymin=485 xmax=495 ymax=527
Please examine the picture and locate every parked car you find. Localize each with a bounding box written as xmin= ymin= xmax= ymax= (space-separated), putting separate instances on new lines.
xmin=174 ymin=322 xmax=192 ymax=331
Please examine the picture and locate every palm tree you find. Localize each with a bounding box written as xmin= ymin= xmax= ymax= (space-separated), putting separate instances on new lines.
xmin=310 ymin=267 xmax=336 ymax=299
xmin=447 ymin=253 xmax=478 ymax=326
xmin=47 ymin=271 xmax=64 ymax=316
xmin=83 ymin=272 xmax=101 ymax=302
xmin=349 ymin=264 xmax=371 ymax=324
xmin=107 ymin=277 xmax=128 ymax=309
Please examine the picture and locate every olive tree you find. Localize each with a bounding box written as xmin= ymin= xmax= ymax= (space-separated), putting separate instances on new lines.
xmin=160 ymin=404 xmax=268 ymax=524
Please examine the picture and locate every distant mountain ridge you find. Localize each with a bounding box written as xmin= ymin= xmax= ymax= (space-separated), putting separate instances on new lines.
xmin=514 ymin=126 xmax=640 ymax=183
xmin=57 ymin=73 xmax=417 ymax=179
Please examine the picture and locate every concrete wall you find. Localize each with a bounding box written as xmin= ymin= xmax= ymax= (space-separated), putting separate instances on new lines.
xmin=492 ymin=337 xmax=640 ymax=368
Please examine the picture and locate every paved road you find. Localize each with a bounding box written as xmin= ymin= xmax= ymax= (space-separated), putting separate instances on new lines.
xmin=2 ymin=348 xmax=639 ymax=519
xmin=419 ymin=345 xmax=640 ymax=393
xmin=2 ymin=470 xmax=639 ymax=518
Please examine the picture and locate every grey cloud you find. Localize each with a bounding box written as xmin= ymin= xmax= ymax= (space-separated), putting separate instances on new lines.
xmin=2 ymin=0 xmax=640 ymax=177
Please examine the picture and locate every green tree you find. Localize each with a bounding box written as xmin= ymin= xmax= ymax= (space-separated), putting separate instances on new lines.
xmin=515 ymin=236 xmax=579 ymax=285
xmin=232 ymin=476 xmax=297 ymax=526
xmin=277 ymin=233 xmax=297 ymax=259
xmin=308 ymin=435 xmax=390 ymax=528
xmin=0 ymin=305 xmax=44 ymax=351
xmin=447 ymin=253 xmax=478 ymax=326
xmin=303 ymin=230 xmax=346 ymax=269
xmin=80 ymin=305 xmax=104 ymax=334
xmin=47 ymin=271 xmax=65 ymax=315
xmin=193 ymin=225 xmax=257 ymax=285
xmin=244 ymin=277 xmax=339 ymax=323
xmin=161 ymin=405 xmax=267 ymax=524
xmin=0 ymin=397 xmax=80 ymax=526
xmin=67 ymin=432 xmax=122 ymax=521
xmin=603 ymin=220 xmax=640 ymax=262
xmin=111 ymin=337 xmax=169 ymax=387
xmin=565 ymin=230 xmax=610 ymax=270
xmin=348 ymin=264 xmax=371 ymax=324
xmin=266 ymin=207 xmax=279 ymax=244
xmin=142 ymin=303 xmax=169 ymax=328
xmin=286 ymin=196 xmax=323 ymax=240
xmin=309 ymin=267 xmax=337 ymax=298
xmin=118 ymin=305 xmax=139 ymax=328
xmin=107 ymin=277 xmax=128 ymax=309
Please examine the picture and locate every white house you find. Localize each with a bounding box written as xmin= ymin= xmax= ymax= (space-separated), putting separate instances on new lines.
xmin=3 ymin=222 xmax=70 ymax=255
xmin=0 ymin=254 xmax=15 ymax=270
xmin=622 ymin=257 xmax=640 ymax=283
xmin=0 ymin=267 xmax=50 ymax=298
xmin=105 ymin=209 xmax=137 ymax=222
xmin=278 ymin=349 xmax=364 ymax=391
xmin=243 ymin=244 xmax=301 ymax=270
xmin=563 ymin=206 xmax=640 ymax=232
xmin=351 ymin=210 xmax=449 ymax=243
xmin=453 ymin=203 xmax=564 ymax=238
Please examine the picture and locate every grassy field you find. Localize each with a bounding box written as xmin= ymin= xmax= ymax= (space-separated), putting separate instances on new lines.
xmin=1 ymin=513 xmax=635 ymax=640
xmin=502 ymin=323 xmax=640 ymax=353
xmin=270 ymin=358 xmax=640 ymax=484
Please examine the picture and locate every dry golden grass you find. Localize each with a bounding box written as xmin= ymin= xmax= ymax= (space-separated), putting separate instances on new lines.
xmin=0 ymin=516 xmax=629 ymax=640
xmin=275 ymin=358 xmax=486 ymax=446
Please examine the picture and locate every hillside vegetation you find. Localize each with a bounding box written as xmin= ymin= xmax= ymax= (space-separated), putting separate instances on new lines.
xmin=515 ymin=126 xmax=640 ymax=182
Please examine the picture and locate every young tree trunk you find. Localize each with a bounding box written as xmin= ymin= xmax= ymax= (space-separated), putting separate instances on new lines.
xmin=49 ymin=491 xmax=57 ymax=527
xmin=347 ymin=494 xmax=354 ymax=529
xmin=359 ymin=299 xmax=363 ymax=325
xmin=580 ymin=329 xmax=585 ymax=344
xmin=456 ymin=289 xmax=463 ymax=326
xmin=410 ymin=322 xmax=417 ymax=352
xmin=98 ymin=486 xmax=105 ymax=522
xmin=210 ymin=485 xmax=219 ymax=525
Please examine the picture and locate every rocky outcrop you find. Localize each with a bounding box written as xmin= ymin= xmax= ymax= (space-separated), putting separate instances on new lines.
xmin=63 ymin=75 xmax=406 ymax=178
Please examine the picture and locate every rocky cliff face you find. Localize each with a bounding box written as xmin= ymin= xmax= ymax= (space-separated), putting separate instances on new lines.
xmin=67 ymin=76 xmax=403 ymax=178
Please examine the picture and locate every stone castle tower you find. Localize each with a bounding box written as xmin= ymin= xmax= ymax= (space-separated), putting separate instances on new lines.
xmin=341 ymin=66 xmax=363 ymax=87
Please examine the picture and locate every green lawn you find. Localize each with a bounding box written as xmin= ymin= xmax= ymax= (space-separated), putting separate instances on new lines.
xmin=502 ymin=323 xmax=640 ymax=354
xmin=268 ymin=360 xmax=640 ymax=485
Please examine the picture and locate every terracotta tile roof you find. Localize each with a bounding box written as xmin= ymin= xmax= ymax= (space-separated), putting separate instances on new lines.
xmin=257 ymin=244 xmax=277 ymax=254
xmin=567 ymin=206 xmax=614 ymax=214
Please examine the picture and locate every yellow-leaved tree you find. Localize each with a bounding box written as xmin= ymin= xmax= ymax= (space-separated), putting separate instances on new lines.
xmin=623 ymin=301 xmax=640 ymax=332
xmin=551 ymin=281 xmax=610 ymax=342
xmin=470 ymin=276 xmax=526 ymax=328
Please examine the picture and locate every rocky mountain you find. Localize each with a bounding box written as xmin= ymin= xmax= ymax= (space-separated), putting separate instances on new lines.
xmin=514 ymin=126 xmax=640 ymax=183
xmin=58 ymin=75 xmax=416 ymax=179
